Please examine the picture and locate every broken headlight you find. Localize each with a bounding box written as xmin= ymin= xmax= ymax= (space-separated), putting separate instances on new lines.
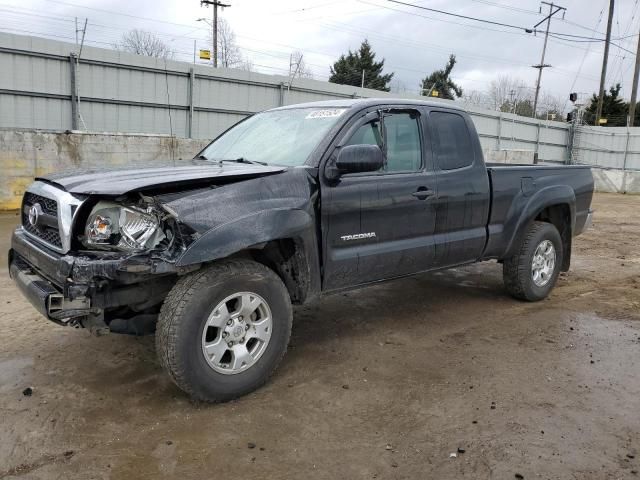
xmin=83 ymin=201 xmax=166 ymax=252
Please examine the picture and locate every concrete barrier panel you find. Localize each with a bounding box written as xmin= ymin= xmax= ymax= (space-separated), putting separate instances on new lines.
xmin=592 ymin=168 xmax=640 ymax=194
xmin=0 ymin=130 xmax=209 ymax=210
xmin=483 ymin=149 xmax=535 ymax=164
xmin=592 ymin=169 xmax=626 ymax=193
xmin=623 ymin=170 xmax=640 ymax=194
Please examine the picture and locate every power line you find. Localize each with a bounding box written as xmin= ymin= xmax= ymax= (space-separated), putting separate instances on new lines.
xmin=609 ymin=0 xmax=640 ymax=91
xmin=386 ymin=0 xmax=532 ymax=32
xmin=0 ymin=0 xmax=622 ymax=96
xmin=357 ymin=0 xmax=532 ymax=37
xmin=385 ymin=0 xmax=627 ymax=42
xmin=308 ymin=16 xmax=600 ymax=80
xmin=354 ymin=0 xmax=627 ymax=61
xmin=199 ymin=0 xmax=231 ymax=68
xmin=0 ymin=5 xmax=605 ymax=83
xmin=532 ymin=2 xmax=566 ymax=117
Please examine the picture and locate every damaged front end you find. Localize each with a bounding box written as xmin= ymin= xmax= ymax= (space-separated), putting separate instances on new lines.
xmin=9 ymin=182 xmax=199 ymax=335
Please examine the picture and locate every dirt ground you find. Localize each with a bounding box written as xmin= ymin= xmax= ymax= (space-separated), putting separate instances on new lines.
xmin=0 ymin=192 xmax=639 ymax=480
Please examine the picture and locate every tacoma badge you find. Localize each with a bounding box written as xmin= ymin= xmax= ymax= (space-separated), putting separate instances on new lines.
xmin=340 ymin=232 xmax=376 ymax=241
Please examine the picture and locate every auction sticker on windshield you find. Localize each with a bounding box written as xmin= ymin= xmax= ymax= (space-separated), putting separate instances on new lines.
xmin=306 ymin=109 xmax=347 ymax=119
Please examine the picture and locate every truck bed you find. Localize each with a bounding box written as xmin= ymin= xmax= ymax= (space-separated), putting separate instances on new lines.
xmin=481 ymin=164 xmax=594 ymax=260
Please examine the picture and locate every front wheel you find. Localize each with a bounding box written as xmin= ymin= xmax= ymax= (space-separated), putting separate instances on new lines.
xmin=156 ymin=259 xmax=292 ymax=402
xmin=503 ymin=221 xmax=563 ymax=301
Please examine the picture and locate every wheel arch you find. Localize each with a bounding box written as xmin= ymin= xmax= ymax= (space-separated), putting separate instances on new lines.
xmin=175 ymin=209 xmax=321 ymax=304
xmin=503 ymin=185 xmax=576 ymax=270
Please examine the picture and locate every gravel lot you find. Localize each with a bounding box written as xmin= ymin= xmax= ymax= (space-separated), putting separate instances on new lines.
xmin=1 ymin=192 xmax=639 ymax=479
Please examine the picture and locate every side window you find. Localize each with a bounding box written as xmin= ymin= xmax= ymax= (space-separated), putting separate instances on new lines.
xmin=384 ymin=112 xmax=421 ymax=172
xmin=431 ymin=112 xmax=474 ymax=170
xmin=345 ymin=120 xmax=382 ymax=148
xmin=344 ymin=111 xmax=422 ymax=173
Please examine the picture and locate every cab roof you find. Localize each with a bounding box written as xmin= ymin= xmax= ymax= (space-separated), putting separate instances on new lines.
xmin=270 ymin=97 xmax=466 ymax=112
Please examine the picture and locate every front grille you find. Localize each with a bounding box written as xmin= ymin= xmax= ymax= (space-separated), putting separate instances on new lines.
xmin=22 ymin=192 xmax=62 ymax=248
xmin=24 ymin=192 xmax=57 ymax=215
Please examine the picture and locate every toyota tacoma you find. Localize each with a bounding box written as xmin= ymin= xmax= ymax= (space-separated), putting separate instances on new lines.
xmin=9 ymin=99 xmax=594 ymax=402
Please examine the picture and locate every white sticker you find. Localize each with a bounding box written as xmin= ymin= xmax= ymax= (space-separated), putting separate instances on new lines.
xmin=305 ymin=109 xmax=347 ymax=119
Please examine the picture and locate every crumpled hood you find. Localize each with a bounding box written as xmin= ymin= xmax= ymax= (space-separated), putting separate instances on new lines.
xmin=38 ymin=161 xmax=286 ymax=195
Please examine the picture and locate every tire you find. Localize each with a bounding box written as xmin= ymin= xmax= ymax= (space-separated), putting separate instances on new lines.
xmin=156 ymin=259 xmax=292 ymax=402
xmin=503 ymin=221 xmax=563 ymax=302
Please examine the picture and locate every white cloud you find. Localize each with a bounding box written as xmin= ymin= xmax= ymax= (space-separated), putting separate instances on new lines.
xmin=2 ymin=0 xmax=639 ymax=102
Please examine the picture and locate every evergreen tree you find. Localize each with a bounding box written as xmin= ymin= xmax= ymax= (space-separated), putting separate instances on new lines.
xmin=329 ymin=40 xmax=394 ymax=91
xmin=585 ymin=83 xmax=627 ymax=126
xmin=420 ymin=55 xmax=463 ymax=100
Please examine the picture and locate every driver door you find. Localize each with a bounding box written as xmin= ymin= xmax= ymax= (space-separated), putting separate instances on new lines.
xmin=322 ymin=108 xmax=438 ymax=290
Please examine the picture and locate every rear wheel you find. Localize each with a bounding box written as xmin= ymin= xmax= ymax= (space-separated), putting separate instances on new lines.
xmin=156 ymin=259 xmax=292 ymax=402
xmin=503 ymin=221 xmax=563 ymax=301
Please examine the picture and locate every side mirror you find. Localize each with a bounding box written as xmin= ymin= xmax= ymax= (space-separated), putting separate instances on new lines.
xmin=336 ymin=144 xmax=383 ymax=174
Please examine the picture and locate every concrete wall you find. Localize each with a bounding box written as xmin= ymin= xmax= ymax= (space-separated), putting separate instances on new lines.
xmin=592 ymin=168 xmax=640 ymax=194
xmin=0 ymin=130 xmax=208 ymax=210
xmin=483 ymin=149 xmax=535 ymax=164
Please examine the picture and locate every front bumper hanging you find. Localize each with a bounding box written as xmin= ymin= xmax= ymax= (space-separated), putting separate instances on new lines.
xmin=9 ymin=255 xmax=90 ymax=324
xmin=9 ymin=227 xmax=179 ymax=330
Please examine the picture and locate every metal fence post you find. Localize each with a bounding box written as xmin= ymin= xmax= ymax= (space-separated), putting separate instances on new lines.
xmin=622 ymin=128 xmax=631 ymax=194
xmin=69 ymin=53 xmax=78 ymax=130
xmin=535 ymin=122 xmax=541 ymax=164
xmin=623 ymin=127 xmax=630 ymax=171
xmin=188 ymin=68 xmax=194 ymax=139
xmin=279 ymin=82 xmax=285 ymax=107
xmin=497 ymin=113 xmax=502 ymax=150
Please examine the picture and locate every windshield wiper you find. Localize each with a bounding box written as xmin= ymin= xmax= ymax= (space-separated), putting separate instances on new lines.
xmin=217 ymin=157 xmax=268 ymax=166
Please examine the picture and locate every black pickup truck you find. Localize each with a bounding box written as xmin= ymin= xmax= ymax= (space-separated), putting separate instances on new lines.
xmin=9 ymin=99 xmax=593 ymax=402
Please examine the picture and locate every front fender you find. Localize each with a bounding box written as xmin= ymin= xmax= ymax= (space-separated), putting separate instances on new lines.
xmin=176 ymin=208 xmax=315 ymax=266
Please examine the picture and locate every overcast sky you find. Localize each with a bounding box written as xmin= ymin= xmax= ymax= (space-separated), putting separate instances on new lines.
xmin=2 ymin=0 xmax=639 ymax=109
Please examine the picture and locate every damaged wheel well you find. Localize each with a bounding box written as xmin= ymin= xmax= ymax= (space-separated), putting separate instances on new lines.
xmin=247 ymin=238 xmax=311 ymax=305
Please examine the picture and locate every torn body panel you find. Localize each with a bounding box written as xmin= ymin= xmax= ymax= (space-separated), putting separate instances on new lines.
xmin=163 ymin=167 xmax=322 ymax=302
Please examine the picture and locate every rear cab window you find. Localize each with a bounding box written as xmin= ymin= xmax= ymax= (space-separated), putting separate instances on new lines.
xmin=431 ymin=111 xmax=474 ymax=170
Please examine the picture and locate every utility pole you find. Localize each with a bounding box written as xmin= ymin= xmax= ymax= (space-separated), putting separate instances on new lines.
xmin=287 ymin=53 xmax=302 ymax=91
xmin=531 ymin=1 xmax=566 ymax=118
xmin=74 ymin=18 xmax=88 ymax=131
xmin=200 ymin=0 xmax=230 ymax=68
xmin=628 ymin=22 xmax=640 ymax=126
xmin=596 ymin=0 xmax=615 ymax=125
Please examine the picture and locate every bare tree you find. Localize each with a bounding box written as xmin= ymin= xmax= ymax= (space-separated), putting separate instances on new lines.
xmin=206 ymin=18 xmax=243 ymax=68
xmin=462 ymin=89 xmax=491 ymax=109
xmin=488 ymin=75 xmax=530 ymax=111
xmin=118 ymin=29 xmax=175 ymax=59
xmin=289 ymin=51 xmax=313 ymax=79
xmin=237 ymin=59 xmax=254 ymax=72
xmin=388 ymin=78 xmax=408 ymax=94
xmin=537 ymin=91 xmax=565 ymax=120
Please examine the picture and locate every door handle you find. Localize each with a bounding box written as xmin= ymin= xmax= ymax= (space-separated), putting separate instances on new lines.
xmin=412 ymin=187 xmax=435 ymax=200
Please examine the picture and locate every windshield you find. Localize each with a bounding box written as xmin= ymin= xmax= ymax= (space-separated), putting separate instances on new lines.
xmin=199 ymin=107 xmax=348 ymax=166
